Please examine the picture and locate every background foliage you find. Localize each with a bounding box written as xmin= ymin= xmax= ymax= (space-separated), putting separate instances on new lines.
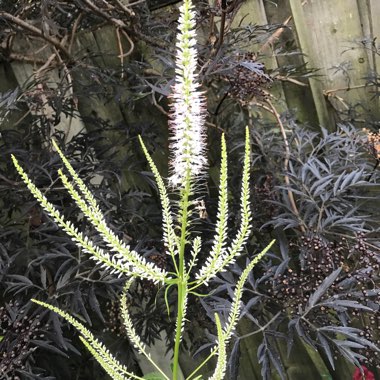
xmin=1 ymin=0 xmax=380 ymax=379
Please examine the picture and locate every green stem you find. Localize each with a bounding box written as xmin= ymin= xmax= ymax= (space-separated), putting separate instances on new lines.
xmin=173 ymin=280 xmax=187 ymax=379
xmin=172 ymin=171 xmax=191 ymax=380
xmin=186 ymin=348 xmax=217 ymax=380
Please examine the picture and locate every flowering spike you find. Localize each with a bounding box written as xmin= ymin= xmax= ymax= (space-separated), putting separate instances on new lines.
xmin=223 ymin=240 xmax=275 ymax=343
xmin=120 ymin=281 xmax=170 ymax=380
xmin=195 ymin=127 xmax=252 ymax=285
xmin=57 ymin=169 xmax=168 ymax=283
xmin=208 ymin=313 xmax=227 ymax=380
xmin=169 ymin=0 xmax=207 ymax=187
xmin=195 ymin=134 xmax=228 ymax=283
xmin=31 ymin=299 xmax=137 ymax=380
xmin=138 ymin=136 xmax=179 ymax=267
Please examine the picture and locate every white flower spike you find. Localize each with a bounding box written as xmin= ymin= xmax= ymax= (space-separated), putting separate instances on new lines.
xmin=169 ymin=0 xmax=207 ymax=187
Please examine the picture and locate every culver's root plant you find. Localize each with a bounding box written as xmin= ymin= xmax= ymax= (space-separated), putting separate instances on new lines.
xmin=11 ymin=0 xmax=274 ymax=378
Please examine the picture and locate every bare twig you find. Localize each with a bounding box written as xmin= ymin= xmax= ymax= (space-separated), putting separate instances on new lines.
xmin=53 ymin=45 xmax=77 ymax=143
xmin=259 ymin=16 xmax=292 ymax=54
xmin=276 ymin=75 xmax=309 ymax=87
xmin=79 ymin=0 xmax=161 ymax=50
xmin=81 ymin=0 xmax=127 ymax=28
xmin=114 ymin=0 xmax=135 ymax=17
xmin=323 ymin=83 xmax=373 ymax=96
xmin=239 ymin=312 xmax=281 ymax=339
xmin=264 ymin=98 xmax=306 ymax=233
xmin=114 ymin=28 xmax=135 ymax=79
xmin=7 ymin=53 xmax=46 ymax=64
xmin=214 ymin=0 xmax=227 ymax=53
xmin=115 ymin=27 xmax=125 ymax=78
xmin=13 ymin=110 xmax=32 ymax=127
xmin=205 ymin=121 xmax=225 ymax=133
xmin=34 ymin=52 xmax=58 ymax=77
xmin=151 ymin=92 xmax=169 ymax=116
xmin=120 ymin=29 xmax=134 ymax=57
xmin=68 ymin=12 xmax=84 ymax=54
xmin=0 ymin=11 xmax=71 ymax=59
xmin=127 ymin=0 xmax=146 ymax=6
xmin=258 ymin=0 xmax=308 ymax=55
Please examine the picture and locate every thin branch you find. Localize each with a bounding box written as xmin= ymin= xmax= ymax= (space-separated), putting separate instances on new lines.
xmin=323 ymin=83 xmax=373 ymax=96
xmin=258 ymin=0 xmax=308 ymax=54
xmin=264 ymin=98 xmax=306 ymax=233
xmin=120 ymin=29 xmax=134 ymax=57
xmin=0 ymin=11 xmax=71 ymax=59
xmin=151 ymin=92 xmax=169 ymax=116
xmin=53 ymin=45 xmax=77 ymax=143
xmin=126 ymin=0 xmax=147 ymax=6
xmin=34 ymin=52 xmax=58 ymax=77
xmin=214 ymin=0 xmax=227 ymax=54
xmin=259 ymin=16 xmax=292 ymax=54
xmin=276 ymin=75 xmax=309 ymax=87
xmin=116 ymin=27 xmax=125 ymax=78
xmin=81 ymin=0 xmax=127 ymax=28
xmin=7 ymin=53 xmax=46 ymax=64
xmin=114 ymin=0 xmax=135 ymax=17
xmin=205 ymin=121 xmax=225 ymax=133
xmin=77 ymin=0 xmax=163 ymax=49
xmin=13 ymin=109 xmax=32 ymax=127
xmin=68 ymin=12 xmax=84 ymax=54
xmin=115 ymin=28 xmax=135 ymax=78
xmin=239 ymin=312 xmax=281 ymax=340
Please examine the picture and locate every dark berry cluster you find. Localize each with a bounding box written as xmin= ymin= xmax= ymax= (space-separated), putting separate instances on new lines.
xmin=265 ymin=235 xmax=344 ymax=317
xmin=0 ymin=302 xmax=44 ymax=379
xmin=104 ymin=299 xmax=126 ymax=337
xmin=223 ymin=52 xmax=272 ymax=102
xmin=357 ymin=323 xmax=380 ymax=369
xmin=263 ymin=233 xmax=380 ymax=367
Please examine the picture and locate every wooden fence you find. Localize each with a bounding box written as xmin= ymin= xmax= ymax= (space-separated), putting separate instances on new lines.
xmin=229 ymin=0 xmax=380 ymax=129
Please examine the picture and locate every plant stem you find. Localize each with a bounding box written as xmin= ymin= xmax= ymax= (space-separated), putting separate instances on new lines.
xmin=172 ymin=171 xmax=192 ymax=379
xmin=173 ymin=280 xmax=187 ymax=379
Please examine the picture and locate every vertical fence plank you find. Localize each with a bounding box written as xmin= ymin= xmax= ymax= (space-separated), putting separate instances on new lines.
xmin=367 ymin=0 xmax=380 ymax=117
xmin=230 ymin=0 xmax=288 ymax=114
xmin=262 ymin=0 xmax=319 ymax=124
xmin=355 ymin=0 xmax=380 ymax=119
xmin=289 ymin=0 xmax=373 ymax=129
xmin=365 ymin=0 xmax=380 ymax=72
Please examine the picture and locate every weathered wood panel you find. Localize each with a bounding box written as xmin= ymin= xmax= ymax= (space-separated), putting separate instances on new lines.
xmin=229 ymin=0 xmax=289 ymax=116
xmin=226 ymin=0 xmax=380 ymax=129
xmin=289 ymin=0 xmax=369 ymax=127
xmin=262 ymin=0 xmax=319 ymax=124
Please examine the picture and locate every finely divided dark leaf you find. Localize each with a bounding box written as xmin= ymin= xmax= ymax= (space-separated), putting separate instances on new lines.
xmin=30 ymin=339 xmax=70 ymax=358
xmin=339 ymin=170 xmax=364 ymax=192
xmin=310 ymin=175 xmax=333 ymax=197
xmin=320 ymin=299 xmax=373 ymax=312
xmin=88 ymin=286 xmax=105 ymax=322
xmin=52 ymin=312 xmax=68 ymax=349
xmin=228 ymin=339 xmax=240 ymax=380
xmin=307 ymin=268 xmax=342 ymax=310
xmin=317 ymin=333 xmax=335 ymax=369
